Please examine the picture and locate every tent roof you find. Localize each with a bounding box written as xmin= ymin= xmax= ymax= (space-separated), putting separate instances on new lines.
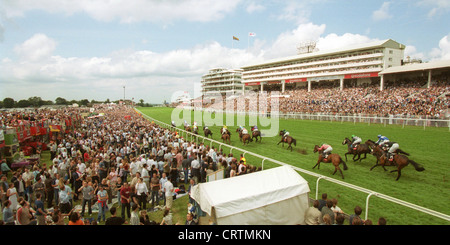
xmin=191 ymin=165 xmax=310 ymax=219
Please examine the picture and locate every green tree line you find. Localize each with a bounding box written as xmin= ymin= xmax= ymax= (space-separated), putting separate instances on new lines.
xmin=0 ymin=97 xmax=154 ymax=108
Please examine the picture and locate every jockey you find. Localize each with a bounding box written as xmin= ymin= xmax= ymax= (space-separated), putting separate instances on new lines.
xmin=318 ymin=143 xmax=333 ymax=159
xmin=376 ymin=135 xmax=389 ymax=147
xmin=242 ymin=127 xmax=248 ymax=135
xmin=351 ymin=135 xmax=362 ymax=149
xmin=193 ymin=121 xmax=198 ymax=131
xmin=282 ymin=129 xmax=289 ymax=141
xmin=171 ymin=121 xmax=176 ymax=127
xmin=382 ymin=141 xmax=399 ymax=162
xmin=252 ymin=125 xmax=258 ymax=131
xmin=221 ymin=125 xmax=228 ymax=135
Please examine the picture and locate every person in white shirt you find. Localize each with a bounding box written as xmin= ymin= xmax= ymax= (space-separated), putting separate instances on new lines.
xmin=135 ymin=178 xmax=149 ymax=210
xmin=163 ymin=177 xmax=174 ymax=209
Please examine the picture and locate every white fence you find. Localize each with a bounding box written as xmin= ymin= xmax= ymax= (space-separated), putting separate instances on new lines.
xmin=135 ymin=108 xmax=450 ymax=223
xmin=182 ymin=106 xmax=450 ymax=130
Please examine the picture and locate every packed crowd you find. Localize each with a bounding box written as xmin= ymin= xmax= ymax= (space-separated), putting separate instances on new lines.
xmin=199 ymin=78 xmax=449 ymax=118
xmin=0 ymin=104 xmax=259 ymax=225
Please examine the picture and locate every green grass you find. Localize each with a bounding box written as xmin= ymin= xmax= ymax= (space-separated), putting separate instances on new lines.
xmin=137 ymin=106 xmax=450 ymax=225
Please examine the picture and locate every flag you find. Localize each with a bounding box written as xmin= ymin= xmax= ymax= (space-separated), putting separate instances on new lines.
xmin=249 ymin=32 xmax=256 ymax=37
xmin=233 ymin=36 xmax=239 ymax=41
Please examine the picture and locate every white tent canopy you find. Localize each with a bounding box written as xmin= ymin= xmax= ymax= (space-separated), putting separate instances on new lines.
xmin=190 ymin=165 xmax=311 ymax=225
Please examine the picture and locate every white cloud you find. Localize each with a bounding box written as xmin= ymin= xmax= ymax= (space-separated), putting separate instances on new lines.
xmin=372 ymin=2 xmax=392 ymax=21
xmin=1 ymin=0 xmax=242 ymax=23
xmin=404 ymin=45 xmax=424 ymax=60
xmin=246 ymin=2 xmax=266 ymax=13
xmin=13 ymin=33 xmax=57 ymax=62
xmin=428 ymin=35 xmax=450 ymax=61
xmin=417 ymin=0 xmax=450 ymax=18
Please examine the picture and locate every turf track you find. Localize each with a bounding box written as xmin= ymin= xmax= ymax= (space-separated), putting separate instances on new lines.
xmin=138 ymin=107 xmax=450 ymax=225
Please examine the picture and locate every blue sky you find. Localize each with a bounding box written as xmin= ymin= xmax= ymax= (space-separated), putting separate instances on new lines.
xmin=1 ymin=0 xmax=449 ymax=104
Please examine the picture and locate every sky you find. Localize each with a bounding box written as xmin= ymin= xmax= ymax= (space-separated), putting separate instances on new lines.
xmin=1 ymin=0 xmax=450 ymax=104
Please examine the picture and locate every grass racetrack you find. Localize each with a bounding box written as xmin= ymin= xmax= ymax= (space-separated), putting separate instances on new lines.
xmin=138 ymin=107 xmax=450 ymax=225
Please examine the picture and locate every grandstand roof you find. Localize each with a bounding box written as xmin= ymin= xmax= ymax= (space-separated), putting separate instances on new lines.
xmin=379 ymin=59 xmax=450 ymax=75
xmin=242 ymin=39 xmax=405 ymax=69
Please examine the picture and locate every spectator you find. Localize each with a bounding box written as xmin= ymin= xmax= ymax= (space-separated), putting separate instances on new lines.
xmin=349 ymin=205 xmax=364 ymax=225
xmin=35 ymin=193 xmax=46 ymax=225
xmin=130 ymin=203 xmax=140 ymax=225
xmin=150 ymin=172 xmax=160 ymax=208
xmin=378 ymin=217 xmax=387 ymax=225
xmin=163 ymin=176 xmax=174 ymax=210
xmin=320 ymin=199 xmax=335 ymax=224
xmin=185 ymin=212 xmax=197 ymax=225
xmin=120 ymin=182 xmax=132 ymax=220
xmin=318 ymin=193 xmax=327 ymax=211
xmin=96 ymin=184 xmax=108 ymax=223
xmin=68 ymin=210 xmax=84 ymax=225
xmin=160 ymin=208 xmax=173 ymax=225
xmin=2 ymin=200 xmax=15 ymax=225
xmin=304 ymin=200 xmax=321 ymax=225
xmin=335 ymin=214 xmax=345 ymax=225
xmin=105 ymin=207 xmax=127 ymax=225
xmin=135 ymin=177 xmax=148 ymax=210
xmin=78 ymin=180 xmax=94 ymax=217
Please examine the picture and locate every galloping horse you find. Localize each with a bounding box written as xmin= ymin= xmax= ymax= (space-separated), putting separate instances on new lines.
xmin=342 ymin=137 xmax=371 ymax=162
xmin=277 ymin=131 xmax=296 ymax=152
xmin=242 ymin=133 xmax=253 ymax=145
xmin=365 ymin=140 xmax=424 ymax=181
xmin=220 ymin=129 xmax=231 ymax=144
xmin=313 ymin=145 xmax=348 ymax=179
xmin=251 ymin=126 xmax=262 ymax=143
xmin=366 ymin=139 xmax=410 ymax=165
xmin=203 ymin=127 xmax=213 ymax=138
xmin=184 ymin=125 xmax=191 ymax=132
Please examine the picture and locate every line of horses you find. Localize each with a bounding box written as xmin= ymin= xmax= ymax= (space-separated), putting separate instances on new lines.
xmin=180 ymin=124 xmax=424 ymax=181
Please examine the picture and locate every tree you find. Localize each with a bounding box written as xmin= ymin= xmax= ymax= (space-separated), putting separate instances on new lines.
xmin=28 ymin=96 xmax=43 ymax=107
xmin=139 ymin=99 xmax=144 ymax=107
xmin=17 ymin=100 xmax=31 ymax=108
xmin=55 ymin=97 xmax=68 ymax=105
xmin=3 ymin=98 xmax=15 ymax=108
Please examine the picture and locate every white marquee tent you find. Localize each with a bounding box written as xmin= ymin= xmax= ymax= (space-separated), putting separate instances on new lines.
xmin=190 ymin=165 xmax=311 ymax=225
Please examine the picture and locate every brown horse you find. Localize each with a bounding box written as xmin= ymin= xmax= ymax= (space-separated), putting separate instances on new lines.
xmin=251 ymin=126 xmax=262 ymax=142
xmin=313 ymin=145 xmax=348 ymax=179
xmin=242 ymin=133 xmax=253 ymax=145
xmin=342 ymin=137 xmax=371 ymax=162
xmin=366 ymin=140 xmax=424 ymax=181
xmin=277 ymin=131 xmax=296 ymax=151
xmin=220 ymin=129 xmax=231 ymax=144
xmin=203 ymin=127 xmax=213 ymax=138
xmin=184 ymin=125 xmax=191 ymax=132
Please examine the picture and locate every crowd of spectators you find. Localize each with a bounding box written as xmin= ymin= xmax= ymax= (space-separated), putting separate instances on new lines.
xmin=199 ymin=77 xmax=449 ymax=119
xmin=0 ymin=104 xmax=259 ymax=225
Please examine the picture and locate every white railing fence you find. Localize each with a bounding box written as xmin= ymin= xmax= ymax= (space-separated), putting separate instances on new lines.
xmin=135 ymin=108 xmax=450 ymax=223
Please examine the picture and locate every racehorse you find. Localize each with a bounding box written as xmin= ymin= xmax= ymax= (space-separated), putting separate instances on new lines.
xmin=203 ymin=127 xmax=213 ymax=138
xmin=220 ymin=129 xmax=231 ymax=144
xmin=365 ymin=140 xmax=424 ymax=181
xmin=193 ymin=127 xmax=199 ymax=135
xmin=366 ymin=139 xmax=410 ymax=165
xmin=184 ymin=126 xmax=191 ymax=132
xmin=342 ymin=137 xmax=371 ymax=162
xmin=313 ymin=145 xmax=348 ymax=179
xmin=251 ymin=126 xmax=262 ymax=142
xmin=277 ymin=131 xmax=296 ymax=152
xmin=242 ymin=133 xmax=253 ymax=145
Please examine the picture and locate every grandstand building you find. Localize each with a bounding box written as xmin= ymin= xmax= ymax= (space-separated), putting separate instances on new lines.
xmin=241 ymin=39 xmax=406 ymax=92
xmin=201 ymin=68 xmax=246 ymax=97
